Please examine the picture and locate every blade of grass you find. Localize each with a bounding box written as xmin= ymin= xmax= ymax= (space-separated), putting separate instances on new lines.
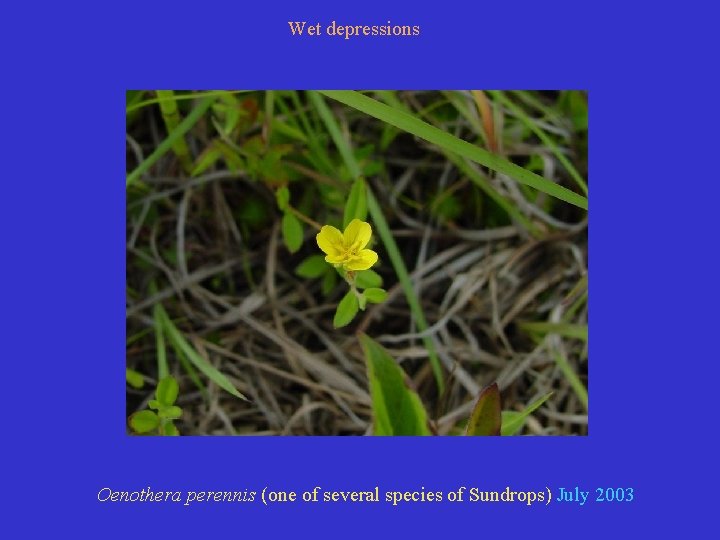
xmin=511 ymin=90 xmax=565 ymax=124
xmin=554 ymin=349 xmax=588 ymax=411
xmin=156 ymin=303 xmax=248 ymax=400
xmin=375 ymin=92 xmax=538 ymax=234
xmin=446 ymin=151 xmax=538 ymax=234
xmin=562 ymin=274 xmax=588 ymax=309
xmin=156 ymin=90 xmax=193 ymax=174
xmin=367 ymin=190 xmax=444 ymax=392
xmin=153 ymin=302 xmax=169 ymax=380
xmin=126 ymin=90 xmax=250 ymax=114
xmin=263 ymin=90 xmax=274 ymax=147
xmin=519 ymin=321 xmax=588 ymax=341
xmin=126 ymin=326 xmax=153 ymax=347
xmin=501 ymin=391 xmax=554 ymax=435
xmin=288 ymin=91 xmax=336 ymax=175
xmin=307 ymin=91 xmax=356 ymax=181
xmin=271 ymin=118 xmax=308 ymax=143
xmin=471 ymin=90 xmax=497 ymax=152
xmin=491 ymin=91 xmax=588 ymax=196
xmin=168 ymin=330 xmax=208 ymax=400
xmin=126 ymin=95 xmax=216 ymax=188
xmin=563 ymin=289 xmax=588 ymax=323
xmin=441 ymin=91 xmax=485 ymax=141
xmin=319 ymin=91 xmax=587 ymax=210
xmin=148 ymin=282 xmax=207 ymax=398
xmin=373 ymin=91 xmax=403 ymax=150
xmin=308 ymin=91 xmax=445 ymax=392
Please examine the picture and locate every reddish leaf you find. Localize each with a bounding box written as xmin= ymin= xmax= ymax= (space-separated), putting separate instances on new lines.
xmin=465 ymin=382 xmax=502 ymax=436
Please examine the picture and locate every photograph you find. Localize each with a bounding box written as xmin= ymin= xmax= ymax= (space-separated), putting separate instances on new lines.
xmin=126 ymin=90 xmax=588 ymax=436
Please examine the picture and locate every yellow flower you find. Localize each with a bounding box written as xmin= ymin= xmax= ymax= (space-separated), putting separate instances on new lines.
xmin=316 ymin=219 xmax=378 ymax=271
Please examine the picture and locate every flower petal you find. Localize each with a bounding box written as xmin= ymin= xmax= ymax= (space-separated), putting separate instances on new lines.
xmin=316 ymin=225 xmax=344 ymax=256
xmin=345 ymin=249 xmax=378 ymax=271
xmin=343 ymin=219 xmax=372 ymax=250
xmin=325 ymin=253 xmax=346 ymax=264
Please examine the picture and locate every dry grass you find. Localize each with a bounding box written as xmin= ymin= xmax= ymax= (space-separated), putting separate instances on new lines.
xmin=126 ymin=90 xmax=588 ymax=435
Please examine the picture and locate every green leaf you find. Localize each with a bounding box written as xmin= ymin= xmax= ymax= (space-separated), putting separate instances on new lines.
xmin=281 ymin=212 xmax=303 ymax=253
xmin=162 ymin=422 xmax=180 ymax=436
xmin=156 ymin=376 xmax=179 ymax=406
xmin=321 ymin=269 xmax=337 ymax=296
xmin=295 ymin=254 xmax=328 ymax=278
xmin=343 ymin=178 xmax=368 ymax=227
xmin=214 ymin=138 xmax=246 ymax=173
xmin=158 ymin=405 xmax=183 ymax=420
xmin=363 ymin=159 xmax=383 ymax=177
xmin=359 ymin=334 xmax=430 ymax=436
xmin=271 ymin=118 xmax=308 ymax=143
xmin=157 ymin=304 xmax=248 ymax=400
xmin=364 ymin=288 xmax=387 ymax=304
xmin=276 ymin=186 xmax=290 ymax=211
xmin=333 ymin=291 xmax=359 ymax=328
xmin=501 ymin=392 xmax=554 ymax=436
xmin=319 ymin=91 xmax=587 ymax=210
xmin=465 ymin=383 xmax=502 ymax=436
xmin=129 ymin=410 xmax=160 ymax=434
xmin=148 ymin=400 xmax=161 ymax=410
xmin=126 ymin=368 xmax=144 ymax=389
xmin=355 ymin=269 xmax=383 ymax=289
xmin=191 ymin=146 xmax=222 ymax=177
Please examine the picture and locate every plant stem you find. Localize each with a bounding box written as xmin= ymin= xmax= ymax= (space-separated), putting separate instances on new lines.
xmin=288 ymin=205 xmax=322 ymax=230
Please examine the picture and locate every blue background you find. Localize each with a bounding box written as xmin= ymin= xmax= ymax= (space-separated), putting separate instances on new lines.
xmin=3 ymin=0 xmax=717 ymax=536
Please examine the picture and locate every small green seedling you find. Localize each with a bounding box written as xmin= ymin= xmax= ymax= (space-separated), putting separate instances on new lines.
xmin=125 ymin=368 xmax=145 ymax=389
xmin=276 ymin=186 xmax=304 ymax=253
xmin=129 ymin=376 xmax=183 ymax=436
